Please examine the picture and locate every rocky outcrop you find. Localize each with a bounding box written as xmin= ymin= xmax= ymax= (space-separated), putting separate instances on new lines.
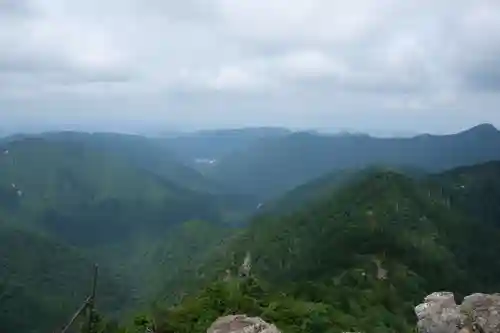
xmin=207 ymin=315 xmax=280 ymax=333
xmin=415 ymin=292 xmax=500 ymax=333
xmin=238 ymin=252 xmax=252 ymax=278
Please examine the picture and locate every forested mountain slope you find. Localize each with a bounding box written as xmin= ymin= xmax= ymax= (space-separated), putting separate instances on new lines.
xmin=430 ymin=161 xmax=500 ymax=227
xmin=153 ymin=165 xmax=500 ymax=333
xmin=260 ymin=166 xmax=428 ymax=216
xmin=0 ymin=137 xmax=228 ymax=246
xmin=0 ymin=136 xmax=254 ymax=331
xmin=3 ymin=128 xmax=500 ymax=333
xmin=208 ymin=123 xmax=500 ymax=199
xmin=9 ymin=131 xmax=224 ymax=193
xmin=0 ymin=224 xmax=128 ymax=333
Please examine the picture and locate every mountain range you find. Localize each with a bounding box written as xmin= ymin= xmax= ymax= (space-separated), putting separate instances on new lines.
xmin=155 ymin=161 xmax=500 ymax=333
xmin=1 ymin=124 xmax=500 ymax=333
xmin=0 ymin=133 xmax=253 ymax=332
xmin=206 ymin=123 xmax=500 ymax=199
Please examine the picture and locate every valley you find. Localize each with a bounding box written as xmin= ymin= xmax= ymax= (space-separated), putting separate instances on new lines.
xmin=1 ymin=125 xmax=500 ymax=333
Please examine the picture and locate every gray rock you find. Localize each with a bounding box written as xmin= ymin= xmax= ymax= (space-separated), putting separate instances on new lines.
xmin=207 ymin=315 xmax=281 ymax=333
xmin=238 ymin=252 xmax=252 ymax=278
xmin=416 ymin=292 xmax=500 ymax=333
xmin=461 ymin=293 xmax=500 ymax=333
xmin=415 ymin=292 xmax=461 ymax=333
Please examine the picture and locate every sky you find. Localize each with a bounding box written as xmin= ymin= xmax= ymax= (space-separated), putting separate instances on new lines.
xmin=1 ymin=0 xmax=500 ymax=135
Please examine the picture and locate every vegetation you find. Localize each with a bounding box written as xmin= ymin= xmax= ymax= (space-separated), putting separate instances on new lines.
xmin=1 ymin=128 xmax=500 ymax=333
xmin=161 ymin=127 xmax=291 ymax=164
xmin=0 ymin=137 xmax=232 ymax=244
xmin=430 ymin=161 xmax=500 ymax=227
xmin=207 ymin=123 xmax=500 ymax=199
xmin=0 ymin=224 xmax=128 ymax=333
xmin=8 ymin=131 xmax=218 ymax=192
xmin=0 ymin=135 xmax=251 ymax=331
xmin=149 ymin=166 xmax=500 ymax=333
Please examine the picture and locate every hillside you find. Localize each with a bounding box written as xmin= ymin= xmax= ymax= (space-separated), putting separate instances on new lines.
xmin=161 ymin=127 xmax=291 ymax=165
xmin=3 ymin=128 xmax=500 ymax=333
xmin=260 ymin=165 xmax=428 ymax=216
xmin=0 ymin=136 xmax=254 ymax=330
xmin=18 ymin=131 xmax=259 ymax=215
xmin=0 ymin=137 xmax=228 ymax=246
xmin=430 ymin=161 xmax=500 ymax=227
xmin=0 ymin=224 xmax=128 ymax=333
xmin=224 ymin=170 xmax=500 ymax=291
xmin=13 ymin=131 xmax=225 ymax=193
xmin=208 ymin=124 xmax=500 ymax=199
xmin=151 ymin=166 xmax=500 ymax=333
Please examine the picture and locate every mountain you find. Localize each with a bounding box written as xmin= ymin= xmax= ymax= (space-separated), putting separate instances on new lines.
xmin=3 ymin=126 xmax=500 ymax=333
xmin=0 ymin=224 xmax=128 ymax=333
xmin=151 ymin=164 xmax=500 ymax=333
xmin=0 ymin=136 xmax=230 ymax=246
xmin=208 ymin=123 xmax=500 ymax=200
xmin=161 ymin=127 xmax=291 ymax=167
xmin=139 ymin=219 xmax=233 ymax=304
xmin=260 ymin=166 xmax=428 ymax=216
xmin=429 ymin=160 xmax=500 ymax=228
xmin=13 ymin=131 xmax=224 ymax=193
xmin=0 ymin=135 xmax=256 ymax=330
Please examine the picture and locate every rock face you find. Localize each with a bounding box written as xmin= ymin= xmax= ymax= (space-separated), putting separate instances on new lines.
xmin=207 ymin=315 xmax=281 ymax=333
xmin=415 ymin=292 xmax=500 ymax=333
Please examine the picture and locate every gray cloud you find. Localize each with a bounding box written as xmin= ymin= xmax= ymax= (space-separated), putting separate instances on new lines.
xmin=465 ymin=58 xmax=500 ymax=91
xmin=0 ymin=0 xmax=32 ymax=16
xmin=460 ymin=42 xmax=500 ymax=91
xmin=0 ymin=0 xmax=500 ymax=134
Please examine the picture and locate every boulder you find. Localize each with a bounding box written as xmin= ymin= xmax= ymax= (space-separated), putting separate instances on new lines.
xmin=207 ymin=315 xmax=280 ymax=333
xmin=415 ymin=292 xmax=461 ymax=333
xmin=461 ymin=293 xmax=500 ymax=333
xmin=415 ymin=292 xmax=500 ymax=333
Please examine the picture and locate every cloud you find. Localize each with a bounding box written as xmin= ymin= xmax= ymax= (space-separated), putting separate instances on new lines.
xmin=0 ymin=0 xmax=500 ymax=133
xmin=0 ymin=0 xmax=33 ymax=16
xmin=453 ymin=3 xmax=500 ymax=91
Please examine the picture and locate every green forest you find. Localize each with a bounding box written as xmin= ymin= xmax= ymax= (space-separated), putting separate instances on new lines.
xmin=1 ymin=126 xmax=500 ymax=332
xmin=144 ymin=167 xmax=500 ymax=333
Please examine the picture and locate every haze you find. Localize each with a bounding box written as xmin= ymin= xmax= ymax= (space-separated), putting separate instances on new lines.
xmin=1 ymin=0 xmax=500 ymax=135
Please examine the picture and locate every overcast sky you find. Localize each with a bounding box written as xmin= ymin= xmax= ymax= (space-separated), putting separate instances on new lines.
xmin=1 ymin=0 xmax=500 ymax=135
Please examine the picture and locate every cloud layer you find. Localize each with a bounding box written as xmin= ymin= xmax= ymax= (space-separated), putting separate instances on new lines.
xmin=1 ymin=0 xmax=500 ymax=134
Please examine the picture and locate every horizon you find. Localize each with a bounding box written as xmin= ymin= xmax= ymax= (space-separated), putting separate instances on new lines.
xmin=1 ymin=122 xmax=497 ymax=139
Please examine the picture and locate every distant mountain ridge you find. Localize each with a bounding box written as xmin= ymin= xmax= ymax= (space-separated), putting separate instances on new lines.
xmin=3 ymin=131 xmax=222 ymax=192
xmin=207 ymin=123 xmax=500 ymax=199
xmin=161 ymin=127 xmax=291 ymax=163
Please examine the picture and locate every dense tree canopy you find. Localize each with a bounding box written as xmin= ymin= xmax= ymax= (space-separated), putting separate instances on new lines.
xmin=149 ymin=166 xmax=500 ymax=333
xmin=1 ymin=130 xmax=500 ymax=333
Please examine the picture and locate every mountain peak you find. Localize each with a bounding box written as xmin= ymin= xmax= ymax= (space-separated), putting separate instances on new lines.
xmin=462 ymin=123 xmax=499 ymax=135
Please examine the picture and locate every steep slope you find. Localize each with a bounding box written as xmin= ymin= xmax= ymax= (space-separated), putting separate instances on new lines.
xmin=218 ymin=171 xmax=500 ymax=291
xmin=25 ymin=131 xmax=224 ymax=193
xmin=36 ymin=131 xmax=258 ymax=214
xmin=0 ymin=224 xmax=128 ymax=333
xmin=0 ymin=136 xmax=254 ymax=329
xmin=153 ymin=168 xmax=500 ymax=333
xmin=0 ymin=137 xmax=226 ymax=246
xmin=430 ymin=161 xmax=500 ymax=227
xmin=145 ymin=220 xmax=233 ymax=304
xmin=209 ymin=123 xmax=500 ymax=199
xmin=261 ymin=166 xmax=428 ymax=216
